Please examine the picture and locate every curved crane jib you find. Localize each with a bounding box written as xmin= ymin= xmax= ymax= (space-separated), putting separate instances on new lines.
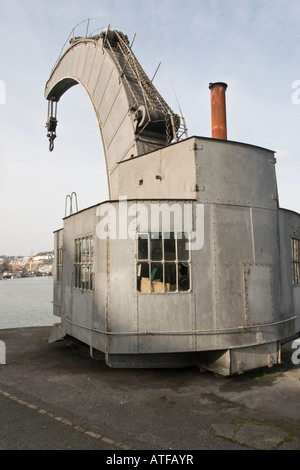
xmin=44 ymin=27 xmax=187 ymax=198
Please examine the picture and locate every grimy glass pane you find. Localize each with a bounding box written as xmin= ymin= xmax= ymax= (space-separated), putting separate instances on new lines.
xmin=86 ymin=265 xmax=90 ymax=290
xmin=82 ymin=238 xmax=86 ymax=263
xmin=178 ymin=262 xmax=190 ymax=291
xmin=292 ymin=238 xmax=300 ymax=261
xmin=151 ymin=262 xmax=163 ymax=292
xmin=86 ymin=238 xmax=90 ymax=263
xmin=75 ymin=241 xmax=78 ymax=263
xmin=177 ymin=233 xmax=189 ymax=260
xmin=78 ymin=239 xmax=82 ymax=264
xmin=151 ymin=233 xmax=162 ymax=261
xmin=151 ymin=262 xmax=163 ymax=281
xmin=90 ymin=269 xmax=93 ymax=291
xmin=138 ymin=234 xmax=148 ymax=260
xmin=81 ymin=265 xmax=86 ymax=290
xmin=294 ymin=262 xmax=300 ymax=285
xmin=165 ymin=263 xmax=176 ymax=292
xmin=164 ymin=233 xmax=176 ymax=260
xmin=292 ymin=239 xmax=296 ymax=260
xmin=90 ymin=237 xmax=94 ymax=261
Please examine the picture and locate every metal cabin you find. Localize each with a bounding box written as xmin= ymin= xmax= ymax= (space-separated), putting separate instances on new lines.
xmin=46 ymin=25 xmax=300 ymax=375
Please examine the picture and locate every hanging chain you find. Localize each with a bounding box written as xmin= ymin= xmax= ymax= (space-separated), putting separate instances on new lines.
xmin=46 ymin=99 xmax=58 ymax=152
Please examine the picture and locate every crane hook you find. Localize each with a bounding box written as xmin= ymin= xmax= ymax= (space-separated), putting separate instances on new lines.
xmin=46 ymin=99 xmax=58 ymax=152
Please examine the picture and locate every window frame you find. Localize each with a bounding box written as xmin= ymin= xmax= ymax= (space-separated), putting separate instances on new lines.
xmin=74 ymin=235 xmax=94 ymax=291
xmin=136 ymin=232 xmax=191 ymax=294
xmin=56 ymin=247 xmax=63 ymax=283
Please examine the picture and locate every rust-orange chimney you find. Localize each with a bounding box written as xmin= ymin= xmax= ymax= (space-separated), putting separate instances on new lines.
xmin=209 ymin=82 xmax=228 ymax=140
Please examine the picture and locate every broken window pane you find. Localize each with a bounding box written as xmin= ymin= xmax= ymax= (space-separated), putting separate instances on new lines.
xmin=137 ymin=262 xmax=150 ymax=292
xmin=178 ymin=262 xmax=190 ymax=291
xmin=137 ymin=232 xmax=191 ymax=294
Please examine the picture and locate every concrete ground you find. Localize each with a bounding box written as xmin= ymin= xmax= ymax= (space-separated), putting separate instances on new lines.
xmin=0 ymin=326 xmax=299 ymax=451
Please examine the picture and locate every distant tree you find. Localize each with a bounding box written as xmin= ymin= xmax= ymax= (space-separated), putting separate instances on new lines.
xmin=0 ymin=260 xmax=10 ymax=274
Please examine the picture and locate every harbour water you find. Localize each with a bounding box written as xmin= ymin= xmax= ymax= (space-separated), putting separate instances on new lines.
xmin=0 ymin=277 xmax=55 ymax=329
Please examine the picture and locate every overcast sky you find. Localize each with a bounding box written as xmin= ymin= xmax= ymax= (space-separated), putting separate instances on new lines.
xmin=0 ymin=0 xmax=299 ymax=255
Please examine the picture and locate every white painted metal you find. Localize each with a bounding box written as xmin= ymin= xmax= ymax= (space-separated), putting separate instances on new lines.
xmin=48 ymin=29 xmax=300 ymax=375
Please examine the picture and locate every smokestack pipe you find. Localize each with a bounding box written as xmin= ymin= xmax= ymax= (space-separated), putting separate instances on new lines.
xmin=209 ymin=82 xmax=228 ymax=140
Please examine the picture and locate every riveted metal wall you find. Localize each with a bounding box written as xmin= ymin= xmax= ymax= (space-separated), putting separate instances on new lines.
xmin=51 ymin=138 xmax=300 ymax=374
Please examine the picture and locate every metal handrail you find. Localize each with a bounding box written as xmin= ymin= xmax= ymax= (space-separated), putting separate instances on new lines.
xmin=65 ymin=192 xmax=78 ymax=217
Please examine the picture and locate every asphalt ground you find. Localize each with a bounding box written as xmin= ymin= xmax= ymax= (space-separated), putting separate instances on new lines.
xmin=0 ymin=326 xmax=299 ymax=455
xmin=0 ymin=392 xmax=113 ymax=450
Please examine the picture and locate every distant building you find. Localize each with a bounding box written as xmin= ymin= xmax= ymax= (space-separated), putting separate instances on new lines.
xmin=33 ymin=252 xmax=54 ymax=262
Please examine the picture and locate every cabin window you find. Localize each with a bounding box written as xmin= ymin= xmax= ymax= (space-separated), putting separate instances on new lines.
xmin=74 ymin=236 xmax=94 ymax=291
xmin=56 ymin=248 xmax=63 ymax=282
xmin=292 ymin=238 xmax=300 ymax=285
xmin=137 ymin=232 xmax=191 ymax=293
